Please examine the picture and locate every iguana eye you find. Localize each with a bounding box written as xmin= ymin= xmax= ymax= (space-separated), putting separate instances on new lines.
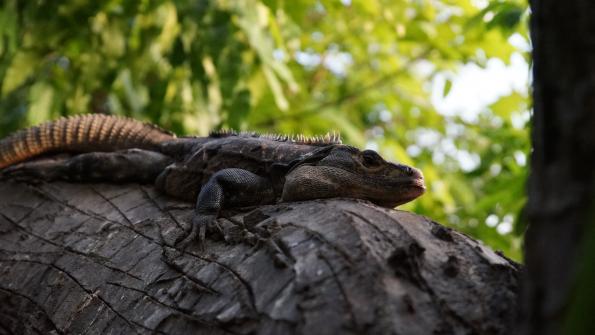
xmin=361 ymin=150 xmax=382 ymax=167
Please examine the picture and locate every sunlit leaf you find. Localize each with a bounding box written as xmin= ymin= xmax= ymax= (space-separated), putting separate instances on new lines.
xmin=27 ymin=82 xmax=54 ymax=124
xmin=2 ymin=52 xmax=39 ymax=96
xmin=490 ymin=92 xmax=525 ymax=119
xmin=443 ymin=78 xmax=453 ymax=97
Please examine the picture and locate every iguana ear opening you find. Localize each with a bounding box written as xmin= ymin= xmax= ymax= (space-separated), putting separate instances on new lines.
xmin=269 ymin=145 xmax=337 ymax=182
xmin=288 ymin=146 xmax=337 ymax=172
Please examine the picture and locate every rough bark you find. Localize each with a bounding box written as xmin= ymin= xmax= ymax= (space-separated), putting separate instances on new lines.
xmin=0 ymin=180 xmax=519 ymax=335
xmin=524 ymin=0 xmax=595 ymax=334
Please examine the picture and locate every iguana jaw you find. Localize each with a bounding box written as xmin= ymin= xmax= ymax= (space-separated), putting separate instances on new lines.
xmin=383 ymin=175 xmax=425 ymax=206
xmin=281 ymin=165 xmax=425 ymax=208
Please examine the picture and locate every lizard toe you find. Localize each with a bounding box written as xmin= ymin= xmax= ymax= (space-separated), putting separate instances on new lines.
xmin=175 ymin=214 xmax=223 ymax=251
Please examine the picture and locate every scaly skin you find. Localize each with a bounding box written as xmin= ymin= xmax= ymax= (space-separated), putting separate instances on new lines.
xmin=0 ymin=114 xmax=174 ymax=169
xmin=0 ymin=114 xmax=425 ymax=248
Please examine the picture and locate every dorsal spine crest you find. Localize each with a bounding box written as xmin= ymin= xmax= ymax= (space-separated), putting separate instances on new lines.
xmin=209 ymin=129 xmax=342 ymax=146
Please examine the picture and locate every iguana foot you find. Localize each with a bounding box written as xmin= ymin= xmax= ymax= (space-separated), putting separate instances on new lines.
xmin=176 ymin=214 xmax=224 ymax=251
xmin=177 ymin=168 xmax=276 ymax=251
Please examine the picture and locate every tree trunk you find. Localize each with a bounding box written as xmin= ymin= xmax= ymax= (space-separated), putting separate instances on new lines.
xmin=524 ymin=0 xmax=595 ymax=334
xmin=0 ymin=180 xmax=518 ymax=335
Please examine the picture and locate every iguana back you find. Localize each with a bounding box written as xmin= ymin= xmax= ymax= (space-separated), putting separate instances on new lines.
xmin=0 ymin=114 xmax=175 ymax=169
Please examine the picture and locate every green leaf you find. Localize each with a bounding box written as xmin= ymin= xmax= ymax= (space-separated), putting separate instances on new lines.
xmin=490 ymin=92 xmax=525 ymax=119
xmin=443 ymin=78 xmax=453 ymax=98
xmin=27 ymin=82 xmax=54 ymax=125
xmin=2 ymin=52 xmax=39 ymax=96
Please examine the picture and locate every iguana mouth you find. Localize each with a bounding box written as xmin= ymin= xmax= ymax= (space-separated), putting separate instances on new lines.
xmin=409 ymin=177 xmax=426 ymax=194
xmin=403 ymin=178 xmax=426 ymax=200
xmin=373 ymin=175 xmax=425 ymax=207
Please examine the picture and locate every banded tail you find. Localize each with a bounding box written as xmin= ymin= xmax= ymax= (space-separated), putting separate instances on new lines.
xmin=0 ymin=114 xmax=176 ymax=169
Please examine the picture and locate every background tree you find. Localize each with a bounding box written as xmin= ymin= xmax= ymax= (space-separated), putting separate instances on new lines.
xmin=522 ymin=0 xmax=595 ymax=334
xmin=0 ymin=0 xmax=530 ymax=259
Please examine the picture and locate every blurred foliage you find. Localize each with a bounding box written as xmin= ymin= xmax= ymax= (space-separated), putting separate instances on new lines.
xmin=0 ymin=0 xmax=529 ymax=260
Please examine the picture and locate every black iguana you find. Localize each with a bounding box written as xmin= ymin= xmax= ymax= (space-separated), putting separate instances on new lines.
xmin=0 ymin=114 xmax=425 ymax=247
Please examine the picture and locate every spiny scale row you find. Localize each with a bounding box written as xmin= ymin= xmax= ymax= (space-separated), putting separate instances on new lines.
xmin=210 ymin=129 xmax=342 ymax=145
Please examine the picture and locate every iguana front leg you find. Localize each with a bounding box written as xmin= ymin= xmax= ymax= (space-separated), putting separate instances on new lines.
xmin=178 ymin=168 xmax=276 ymax=249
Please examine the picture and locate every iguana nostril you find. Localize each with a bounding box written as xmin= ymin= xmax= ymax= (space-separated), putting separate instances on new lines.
xmin=411 ymin=167 xmax=423 ymax=177
xmin=401 ymin=166 xmax=415 ymax=176
xmin=401 ymin=165 xmax=423 ymax=179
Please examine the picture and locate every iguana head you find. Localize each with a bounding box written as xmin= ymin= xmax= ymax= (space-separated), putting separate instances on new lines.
xmin=281 ymin=145 xmax=425 ymax=207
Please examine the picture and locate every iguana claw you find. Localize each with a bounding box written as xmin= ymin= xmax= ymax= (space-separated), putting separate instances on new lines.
xmin=176 ymin=214 xmax=223 ymax=251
